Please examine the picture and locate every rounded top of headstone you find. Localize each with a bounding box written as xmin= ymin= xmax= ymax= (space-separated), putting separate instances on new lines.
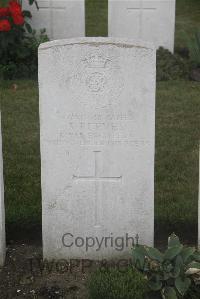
xmin=39 ymin=37 xmax=155 ymax=51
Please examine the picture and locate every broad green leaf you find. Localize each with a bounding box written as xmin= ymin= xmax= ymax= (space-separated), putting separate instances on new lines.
xmin=164 ymin=245 xmax=183 ymax=261
xmin=162 ymin=287 xmax=177 ymax=299
xmin=23 ymin=10 xmax=32 ymax=18
xmin=175 ymin=255 xmax=183 ymax=267
xmin=175 ymin=277 xmax=191 ymax=295
xmin=132 ymin=245 xmax=147 ymax=270
xmin=146 ymin=247 xmax=163 ymax=262
xmin=181 ymin=247 xmax=195 ymax=263
xmin=192 ymin=252 xmax=200 ymax=262
xmin=25 ymin=22 xmax=33 ymax=34
xmin=168 ymin=234 xmax=181 ymax=249
xmin=170 ymin=255 xmax=183 ymax=278
xmin=28 ymin=0 xmax=39 ymax=9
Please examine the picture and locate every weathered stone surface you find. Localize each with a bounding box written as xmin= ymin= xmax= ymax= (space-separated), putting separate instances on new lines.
xmin=0 ymin=113 xmax=5 ymax=266
xmin=108 ymin=0 xmax=176 ymax=52
xmin=23 ymin=0 xmax=85 ymax=40
xmin=39 ymin=38 xmax=156 ymax=260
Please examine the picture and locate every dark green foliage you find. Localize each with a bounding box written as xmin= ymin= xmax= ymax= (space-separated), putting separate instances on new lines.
xmin=0 ymin=29 xmax=49 ymax=80
xmin=133 ymin=234 xmax=200 ymax=299
xmin=184 ymin=283 xmax=200 ymax=299
xmin=0 ymin=1 xmax=48 ymax=79
xmin=88 ymin=267 xmax=148 ymax=299
xmin=156 ymin=47 xmax=189 ymax=81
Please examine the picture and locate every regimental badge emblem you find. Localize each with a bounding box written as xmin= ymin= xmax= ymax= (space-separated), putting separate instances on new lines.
xmin=69 ymin=49 xmax=124 ymax=108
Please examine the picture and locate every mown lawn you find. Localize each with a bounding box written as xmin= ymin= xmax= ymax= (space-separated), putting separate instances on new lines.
xmin=175 ymin=0 xmax=200 ymax=48
xmin=85 ymin=0 xmax=108 ymax=37
xmin=85 ymin=0 xmax=200 ymax=46
xmin=1 ymin=79 xmax=199 ymax=237
xmin=155 ymin=81 xmax=200 ymax=237
xmin=0 ymin=81 xmax=41 ymax=232
xmin=0 ymin=0 xmax=200 ymax=240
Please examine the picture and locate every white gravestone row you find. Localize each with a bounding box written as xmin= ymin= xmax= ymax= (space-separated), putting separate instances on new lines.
xmin=23 ymin=0 xmax=176 ymax=51
xmin=108 ymin=0 xmax=176 ymax=52
xmin=0 ymin=113 xmax=5 ymax=267
xmin=39 ymin=37 xmax=156 ymax=260
xmin=23 ymin=0 xmax=85 ymax=40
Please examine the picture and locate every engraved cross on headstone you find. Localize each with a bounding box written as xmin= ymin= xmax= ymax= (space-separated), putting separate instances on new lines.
xmin=73 ymin=151 xmax=122 ymax=227
xmin=38 ymin=1 xmax=66 ymax=38
xmin=127 ymin=1 xmax=157 ymax=37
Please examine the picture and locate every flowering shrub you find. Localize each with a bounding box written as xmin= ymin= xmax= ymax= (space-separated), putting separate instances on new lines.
xmin=0 ymin=0 xmax=26 ymax=30
xmin=0 ymin=18 xmax=11 ymax=31
xmin=0 ymin=0 xmax=48 ymax=79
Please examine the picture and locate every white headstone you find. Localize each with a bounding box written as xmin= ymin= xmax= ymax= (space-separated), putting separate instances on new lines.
xmin=108 ymin=0 xmax=176 ymax=52
xmin=23 ymin=0 xmax=85 ymax=40
xmin=39 ymin=37 xmax=156 ymax=260
xmin=0 ymin=113 xmax=5 ymax=266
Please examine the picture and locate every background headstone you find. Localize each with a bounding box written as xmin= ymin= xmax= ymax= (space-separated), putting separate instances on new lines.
xmin=108 ymin=0 xmax=176 ymax=52
xmin=39 ymin=37 xmax=156 ymax=260
xmin=23 ymin=0 xmax=85 ymax=40
xmin=0 ymin=113 xmax=5 ymax=267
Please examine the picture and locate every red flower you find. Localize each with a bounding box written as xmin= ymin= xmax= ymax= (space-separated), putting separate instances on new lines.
xmin=0 ymin=7 xmax=10 ymax=17
xmin=0 ymin=19 xmax=11 ymax=31
xmin=8 ymin=1 xmax=24 ymax=26
xmin=12 ymin=13 xmax=24 ymax=25
xmin=9 ymin=1 xmax=22 ymax=16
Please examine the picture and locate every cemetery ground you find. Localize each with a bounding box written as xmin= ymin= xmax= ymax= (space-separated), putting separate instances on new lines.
xmin=1 ymin=82 xmax=199 ymax=298
xmin=0 ymin=0 xmax=200 ymax=298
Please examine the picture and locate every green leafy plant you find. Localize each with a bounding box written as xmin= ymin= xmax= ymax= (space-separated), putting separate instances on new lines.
xmin=132 ymin=234 xmax=200 ymax=299
xmin=156 ymin=47 xmax=189 ymax=81
xmin=0 ymin=0 xmax=48 ymax=79
xmin=0 ymin=28 xmax=48 ymax=79
xmin=184 ymin=283 xmax=200 ymax=299
xmin=88 ymin=267 xmax=148 ymax=299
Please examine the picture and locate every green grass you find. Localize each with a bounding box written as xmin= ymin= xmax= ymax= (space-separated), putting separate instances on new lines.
xmin=0 ymin=0 xmax=200 ymax=239
xmin=85 ymin=0 xmax=200 ymax=46
xmin=88 ymin=267 xmax=148 ymax=299
xmin=85 ymin=0 xmax=108 ymax=37
xmin=1 ymin=80 xmax=199 ymax=237
xmin=155 ymin=81 xmax=200 ymax=235
xmin=176 ymin=0 xmax=200 ymax=48
xmin=0 ymin=81 xmax=41 ymax=229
